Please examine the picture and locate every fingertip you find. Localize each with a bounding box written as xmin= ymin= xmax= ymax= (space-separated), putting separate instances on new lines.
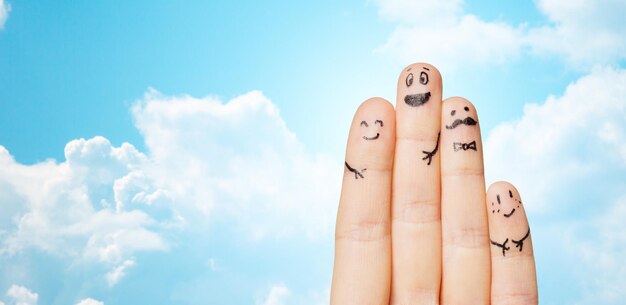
xmin=442 ymin=96 xmax=478 ymax=119
xmin=354 ymin=97 xmax=395 ymax=121
xmin=346 ymin=97 xmax=396 ymax=170
xmin=487 ymin=181 xmax=519 ymax=197
xmin=351 ymin=97 xmax=395 ymax=139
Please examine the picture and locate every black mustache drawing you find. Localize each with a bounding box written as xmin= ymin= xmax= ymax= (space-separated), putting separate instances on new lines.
xmin=445 ymin=117 xmax=477 ymax=129
xmin=404 ymin=92 xmax=431 ymax=107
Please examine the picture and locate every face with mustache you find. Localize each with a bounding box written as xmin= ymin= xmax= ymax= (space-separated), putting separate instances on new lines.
xmin=404 ymin=66 xmax=432 ymax=107
xmin=445 ymin=106 xmax=478 ymax=129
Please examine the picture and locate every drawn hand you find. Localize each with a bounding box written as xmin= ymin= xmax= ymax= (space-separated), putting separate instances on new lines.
xmin=331 ymin=63 xmax=538 ymax=305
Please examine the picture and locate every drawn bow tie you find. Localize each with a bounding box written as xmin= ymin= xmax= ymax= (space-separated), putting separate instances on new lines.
xmin=453 ymin=141 xmax=477 ymax=151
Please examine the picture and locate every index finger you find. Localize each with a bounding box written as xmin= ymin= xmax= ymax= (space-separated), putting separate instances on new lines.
xmin=330 ymin=98 xmax=396 ymax=305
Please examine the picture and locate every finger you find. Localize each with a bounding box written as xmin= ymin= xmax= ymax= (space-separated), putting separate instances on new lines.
xmin=391 ymin=63 xmax=443 ymax=304
xmin=331 ymin=97 xmax=395 ymax=305
xmin=487 ymin=182 xmax=538 ymax=305
xmin=440 ymin=97 xmax=490 ymax=304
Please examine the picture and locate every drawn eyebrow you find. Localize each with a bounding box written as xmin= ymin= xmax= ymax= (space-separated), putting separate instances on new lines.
xmin=407 ymin=67 xmax=412 ymax=72
xmin=375 ymin=120 xmax=383 ymax=126
xmin=423 ymin=67 xmax=430 ymax=71
xmin=497 ymin=194 xmax=501 ymax=204
xmin=360 ymin=120 xmax=368 ymax=127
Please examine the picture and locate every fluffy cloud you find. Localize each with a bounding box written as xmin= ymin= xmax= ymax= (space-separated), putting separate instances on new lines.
xmin=376 ymin=15 xmax=523 ymax=71
xmin=76 ymin=299 xmax=104 ymax=305
xmin=528 ymin=0 xmax=626 ymax=67
xmin=484 ymin=68 xmax=626 ymax=303
xmin=131 ymin=89 xmax=340 ymax=239
xmin=0 ymin=90 xmax=340 ymax=292
xmin=0 ymin=135 xmax=166 ymax=287
xmin=5 ymin=285 xmax=38 ymax=305
xmin=374 ymin=0 xmax=626 ymax=69
xmin=484 ymin=67 xmax=626 ymax=211
xmin=374 ymin=0 xmax=523 ymax=71
xmin=0 ymin=0 xmax=9 ymax=30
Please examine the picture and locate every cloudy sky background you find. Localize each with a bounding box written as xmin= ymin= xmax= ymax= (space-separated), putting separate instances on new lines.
xmin=1 ymin=0 xmax=625 ymax=304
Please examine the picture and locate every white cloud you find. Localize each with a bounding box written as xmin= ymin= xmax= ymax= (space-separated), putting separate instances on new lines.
xmin=0 ymin=136 xmax=166 ymax=271
xmin=376 ymin=14 xmax=524 ymax=71
xmin=6 ymin=285 xmax=38 ymax=305
xmin=0 ymin=89 xmax=340 ymax=292
xmin=131 ymin=89 xmax=340 ymax=239
xmin=0 ymin=0 xmax=10 ymax=30
xmin=75 ymin=298 xmax=104 ymax=305
xmin=484 ymin=67 xmax=626 ymax=212
xmin=259 ymin=283 xmax=290 ymax=305
xmin=105 ymin=259 xmax=135 ymax=287
xmin=374 ymin=0 xmax=525 ymax=70
xmin=374 ymin=0 xmax=626 ymax=69
xmin=528 ymin=0 xmax=626 ymax=67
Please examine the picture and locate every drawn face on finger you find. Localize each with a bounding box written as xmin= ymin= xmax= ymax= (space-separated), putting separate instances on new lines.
xmin=360 ymin=119 xmax=384 ymax=141
xmin=404 ymin=66 xmax=433 ymax=107
xmin=445 ymin=105 xmax=478 ymax=129
xmin=491 ymin=189 xmax=523 ymax=218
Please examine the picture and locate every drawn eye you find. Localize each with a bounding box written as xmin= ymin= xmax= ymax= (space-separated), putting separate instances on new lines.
xmin=419 ymin=71 xmax=429 ymax=85
xmin=464 ymin=106 xmax=470 ymax=111
xmin=406 ymin=73 xmax=414 ymax=87
xmin=451 ymin=110 xmax=456 ymax=116
xmin=375 ymin=120 xmax=383 ymax=127
xmin=360 ymin=120 xmax=369 ymax=127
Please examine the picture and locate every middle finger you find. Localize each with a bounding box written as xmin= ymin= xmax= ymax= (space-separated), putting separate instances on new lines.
xmin=391 ymin=63 xmax=443 ymax=304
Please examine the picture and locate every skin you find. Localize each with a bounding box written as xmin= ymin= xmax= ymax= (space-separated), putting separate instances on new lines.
xmin=330 ymin=63 xmax=538 ymax=305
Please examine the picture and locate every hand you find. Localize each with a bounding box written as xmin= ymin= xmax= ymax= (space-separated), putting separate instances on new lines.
xmin=330 ymin=63 xmax=538 ymax=305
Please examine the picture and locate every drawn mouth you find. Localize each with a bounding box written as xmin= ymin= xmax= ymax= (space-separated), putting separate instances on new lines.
xmin=445 ymin=117 xmax=477 ymax=129
xmin=363 ymin=133 xmax=380 ymax=140
xmin=404 ymin=92 xmax=431 ymax=107
xmin=503 ymin=208 xmax=516 ymax=218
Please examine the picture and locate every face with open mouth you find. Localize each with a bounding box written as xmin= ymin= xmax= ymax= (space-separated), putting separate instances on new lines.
xmin=491 ymin=189 xmax=522 ymax=218
xmin=445 ymin=105 xmax=478 ymax=129
xmin=360 ymin=119 xmax=383 ymax=140
xmin=404 ymin=66 xmax=432 ymax=107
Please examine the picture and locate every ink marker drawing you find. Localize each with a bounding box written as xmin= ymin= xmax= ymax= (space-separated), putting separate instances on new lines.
xmin=512 ymin=228 xmax=530 ymax=252
xmin=491 ymin=238 xmax=510 ymax=257
xmin=445 ymin=117 xmax=477 ymax=129
xmin=453 ymin=141 xmax=477 ymax=151
xmin=422 ymin=132 xmax=440 ymax=165
xmin=360 ymin=119 xmax=383 ymax=141
xmin=404 ymin=67 xmax=432 ymax=107
xmin=345 ymin=162 xmax=366 ymax=179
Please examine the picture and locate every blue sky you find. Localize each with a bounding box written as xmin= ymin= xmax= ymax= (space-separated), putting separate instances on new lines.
xmin=1 ymin=1 xmax=625 ymax=305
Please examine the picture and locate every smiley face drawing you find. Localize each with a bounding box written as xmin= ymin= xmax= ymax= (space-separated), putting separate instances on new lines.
xmin=404 ymin=66 xmax=432 ymax=107
xmin=445 ymin=106 xmax=478 ymax=129
xmin=490 ymin=189 xmax=531 ymax=256
xmin=360 ymin=119 xmax=384 ymax=141
xmin=491 ymin=190 xmax=522 ymax=218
